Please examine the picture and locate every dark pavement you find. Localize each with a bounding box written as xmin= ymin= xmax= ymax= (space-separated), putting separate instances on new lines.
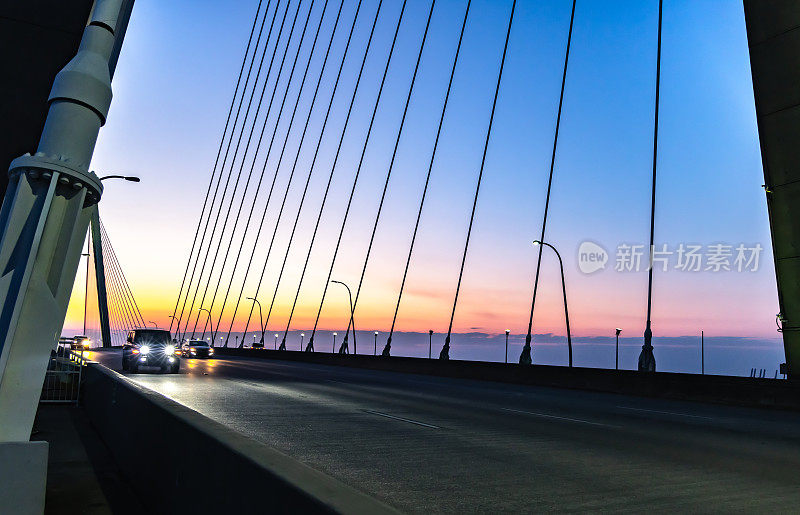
xmin=88 ymin=349 xmax=800 ymax=513
xmin=33 ymin=404 xmax=144 ymax=514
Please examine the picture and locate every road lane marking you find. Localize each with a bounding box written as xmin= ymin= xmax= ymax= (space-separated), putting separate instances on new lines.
xmin=362 ymin=410 xmax=440 ymax=429
xmin=616 ymin=406 xmax=714 ymax=420
xmin=500 ymin=407 xmax=619 ymax=428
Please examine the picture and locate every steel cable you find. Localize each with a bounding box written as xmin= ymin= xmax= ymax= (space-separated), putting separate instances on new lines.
xmin=317 ymin=0 xmax=436 ymax=354
xmin=173 ymin=0 xmax=277 ymax=332
xmin=308 ymin=0 xmax=409 ymax=353
xmin=99 ymin=221 xmax=145 ymax=326
xmin=190 ymin=0 xmax=302 ymax=338
xmin=519 ymin=0 xmax=576 ymax=365
xmin=440 ymin=0 xmax=516 ymax=360
xmin=384 ymin=0 xmax=471 ymax=355
xmin=100 ymin=232 xmax=137 ymax=332
xmin=221 ymin=0 xmax=348 ymax=345
xmin=639 ymin=0 xmax=662 ymax=373
xmin=169 ymin=0 xmax=267 ymax=333
xmin=181 ymin=0 xmax=294 ymax=338
xmin=273 ymin=0 xmax=384 ymax=350
xmin=229 ymin=0 xmax=368 ymax=345
xmin=204 ymin=0 xmax=328 ymax=340
xmin=197 ymin=0 xmax=320 ymax=340
xmin=100 ymin=226 xmax=139 ymax=329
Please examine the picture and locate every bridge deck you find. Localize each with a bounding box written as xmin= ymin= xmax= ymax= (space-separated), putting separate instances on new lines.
xmin=89 ymin=350 xmax=800 ymax=513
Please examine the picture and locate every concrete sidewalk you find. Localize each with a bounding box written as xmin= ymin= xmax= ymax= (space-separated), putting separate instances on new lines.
xmin=32 ymin=404 xmax=144 ymax=514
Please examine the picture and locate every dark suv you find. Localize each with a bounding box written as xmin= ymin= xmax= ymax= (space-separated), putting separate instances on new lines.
xmin=180 ymin=339 xmax=214 ymax=358
xmin=122 ymin=329 xmax=180 ymax=373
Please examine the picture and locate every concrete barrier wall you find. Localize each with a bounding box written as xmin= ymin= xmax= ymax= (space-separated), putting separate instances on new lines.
xmin=214 ymin=347 xmax=800 ymax=411
xmin=82 ymin=363 xmax=397 ymax=514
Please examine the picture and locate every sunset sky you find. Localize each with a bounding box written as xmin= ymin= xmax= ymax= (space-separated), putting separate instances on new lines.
xmin=64 ymin=0 xmax=780 ymax=367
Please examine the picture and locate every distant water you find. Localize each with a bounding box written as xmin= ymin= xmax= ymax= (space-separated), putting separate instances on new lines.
xmin=198 ymin=330 xmax=785 ymax=378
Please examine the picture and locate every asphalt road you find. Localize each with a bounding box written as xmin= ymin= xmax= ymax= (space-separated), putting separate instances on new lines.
xmin=87 ymin=349 xmax=800 ymax=513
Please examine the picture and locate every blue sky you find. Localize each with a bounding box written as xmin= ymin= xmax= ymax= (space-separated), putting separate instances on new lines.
xmin=68 ymin=0 xmax=782 ymax=372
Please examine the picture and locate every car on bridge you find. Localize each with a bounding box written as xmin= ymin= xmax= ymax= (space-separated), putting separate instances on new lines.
xmin=71 ymin=335 xmax=91 ymax=350
xmin=180 ymin=339 xmax=214 ymax=359
xmin=122 ymin=329 xmax=180 ymax=374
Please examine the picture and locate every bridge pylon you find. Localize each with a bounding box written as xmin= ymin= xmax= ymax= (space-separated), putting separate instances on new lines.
xmin=744 ymin=1 xmax=800 ymax=379
xmin=0 ymin=0 xmax=131 ymax=451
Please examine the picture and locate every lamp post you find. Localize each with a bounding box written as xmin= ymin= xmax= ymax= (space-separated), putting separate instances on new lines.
xmin=429 ymin=330 xmax=433 ymax=359
xmin=331 ymin=280 xmax=356 ymax=354
xmin=274 ymin=333 xmax=279 ymax=349
xmin=532 ymin=240 xmax=573 ymax=367
xmin=615 ymin=328 xmax=622 ymax=370
xmin=300 ymin=333 xmax=305 ymax=351
xmin=701 ymin=330 xmax=704 ymax=375
xmin=168 ymin=315 xmax=181 ymax=342
xmin=332 ymin=332 xmax=337 ymax=353
xmin=199 ymin=308 xmax=213 ymax=345
xmin=82 ymin=247 xmax=90 ymax=336
xmin=93 ymin=174 xmax=140 ymax=347
xmin=148 ymin=321 xmax=157 ymax=328
xmin=505 ymin=329 xmax=510 ymax=363
xmin=99 ymin=174 xmax=140 ymax=182
xmin=246 ymin=297 xmax=265 ymax=347
xmin=374 ymin=331 xmax=378 ymax=356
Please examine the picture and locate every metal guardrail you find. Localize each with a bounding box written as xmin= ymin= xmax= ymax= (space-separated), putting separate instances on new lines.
xmin=40 ymin=347 xmax=86 ymax=404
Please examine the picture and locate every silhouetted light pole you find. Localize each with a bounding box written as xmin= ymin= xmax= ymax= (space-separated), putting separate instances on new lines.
xmin=300 ymin=333 xmax=305 ymax=351
xmin=199 ymin=308 xmax=213 ymax=345
xmin=429 ymin=329 xmax=433 ymax=359
xmin=332 ymin=332 xmax=337 ymax=353
xmin=274 ymin=333 xmax=279 ymax=349
xmin=247 ymin=297 xmax=264 ymax=347
xmin=332 ymin=280 xmax=356 ymax=354
xmin=168 ymin=315 xmax=181 ymax=342
xmin=532 ymin=240 xmax=572 ymax=367
xmin=82 ymin=248 xmax=90 ymax=336
xmin=148 ymin=321 xmax=157 ymax=328
xmin=99 ymin=174 xmax=140 ymax=182
xmin=505 ymin=329 xmax=510 ymax=363
xmin=701 ymin=330 xmax=704 ymax=375
xmin=615 ymin=328 xmax=622 ymax=370
xmin=374 ymin=331 xmax=378 ymax=356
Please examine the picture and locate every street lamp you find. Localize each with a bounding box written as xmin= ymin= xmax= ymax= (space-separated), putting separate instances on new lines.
xmin=168 ymin=315 xmax=181 ymax=342
xmin=332 ymin=332 xmax=337 ymax=353
xmin=81 ymin=248 xmax=90 ymax=336
xmin=532 ymin=240 xmax=573 ymax=367
xmin=300 ymin=333 xmax=305 ymax=351
xmin=98 ymin=174 xmax=140 ymax=182
xmin=505 ymin=329 xmax=510 ymax=364
xmin=148 ymin=321 xmax=157 ymax=328
xmin=428 ymin=330 xmax=433 ymax=359
xmin=615 ymin=328 xmax=622 ymax=370
xmin=274 ymin=333 xmax=279 ymax=349
xmin=331 ymin=280 xmax=356 ymax=354
xmin=246 ymin=297 xmax=265 ymax=347
xmin=374 ymin=331 xmax=378 ymax=356
xmin=198 ymin=308 xmax=213 ymax=345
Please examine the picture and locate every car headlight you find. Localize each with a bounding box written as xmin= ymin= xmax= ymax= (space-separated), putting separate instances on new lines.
xmin=190 ymin=348 xmax=196 ymax=353
xmin=208 ymin=348 xmax=214 ymax=354
xmin=164 ymin=345 xmax=175 ymax=355
xmin=140 ymin=345 xmax=150 ymax=355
